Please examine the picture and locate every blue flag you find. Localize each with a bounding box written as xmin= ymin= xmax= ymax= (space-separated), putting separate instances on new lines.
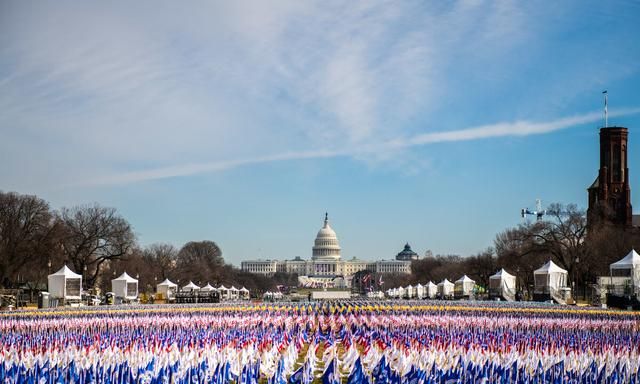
xmin=322 ymin=359 xmax=339 ymax=384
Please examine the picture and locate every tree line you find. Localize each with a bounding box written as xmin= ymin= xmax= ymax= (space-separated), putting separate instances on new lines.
xmin=0 ymin=191 xmax=293 ymax=295
xmin=1 ymin=191 xmax=638 ymax=298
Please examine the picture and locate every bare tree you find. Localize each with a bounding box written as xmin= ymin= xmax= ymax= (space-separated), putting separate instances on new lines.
xmin=525 ymin=203 xmax=588 ymax=287
xmin=463 ymin=248 xmax=497 ymax=289
xmin=494 ymin=224 xmax=548 ymax=296
xmin=0 ymin=191 xmax=58 ymax=288
xmin=410 ymin=254 xmax=464 ymax=284
xmin=175 ymin=241 xmax=224 ymax=285
xmin=57 ymin=204 xmax=135 ymax=289
xmin=143 ymin=243 xmax=178 ymax=280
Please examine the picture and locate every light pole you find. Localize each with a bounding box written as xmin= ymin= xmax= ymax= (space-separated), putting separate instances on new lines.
xmin=574 ymin=257 xmax=580 ymax=301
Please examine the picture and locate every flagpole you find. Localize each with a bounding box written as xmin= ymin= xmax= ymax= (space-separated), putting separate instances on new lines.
xmin=603 ymin=90 xmax=608 ymax=128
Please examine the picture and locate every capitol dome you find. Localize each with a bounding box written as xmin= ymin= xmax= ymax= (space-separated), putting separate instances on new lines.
xmin=312 ymin=213 xmax=341 ymax=261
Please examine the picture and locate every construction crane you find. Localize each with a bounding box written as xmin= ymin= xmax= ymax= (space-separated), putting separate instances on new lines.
xmin=521 ymin=199 xmax=546 ymax=221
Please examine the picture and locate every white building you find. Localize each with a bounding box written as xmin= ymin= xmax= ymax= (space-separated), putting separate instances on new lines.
xmin=240 ymin=260 xmax=278 ymax=276
xmin=241 ymin=213 xmax=411 ymax=287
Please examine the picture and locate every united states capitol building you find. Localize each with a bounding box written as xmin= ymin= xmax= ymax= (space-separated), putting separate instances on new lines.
xmin=241 ymin=213 xmax=415 ymax=288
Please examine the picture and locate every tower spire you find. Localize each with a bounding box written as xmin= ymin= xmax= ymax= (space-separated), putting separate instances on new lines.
xmin=324 ymin=212 xmax=328 ymax=225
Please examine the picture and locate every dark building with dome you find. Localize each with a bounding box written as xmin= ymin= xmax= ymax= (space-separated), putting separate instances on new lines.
xmin=396 ymin=243 xmax=419 ymax=261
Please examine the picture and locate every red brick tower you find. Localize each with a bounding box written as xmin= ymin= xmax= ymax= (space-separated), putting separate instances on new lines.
xmin=587 ymin=127 xmax=633 ymax=228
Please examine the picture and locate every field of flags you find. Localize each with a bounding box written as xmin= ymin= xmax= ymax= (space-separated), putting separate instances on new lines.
xmin=1 ymin=301 xmax=639 ymax=383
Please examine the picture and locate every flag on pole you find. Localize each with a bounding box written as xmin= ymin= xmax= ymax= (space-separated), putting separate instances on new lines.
xmin=603 ymin=90 xmax=608 ymax=127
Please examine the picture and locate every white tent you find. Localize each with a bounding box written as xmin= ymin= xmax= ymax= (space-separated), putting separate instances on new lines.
xmin=426 ymin=281 xmax=438 ymax=299
xmin=182 ymin=281 xmax=200 ymax=292
xmin=415 ymin=283 xmax=425 ymax=299
xmin=454 ymin=275 xmax=475 ymax=298
xmin=534 ymin=260 xmax=568 ymax=292
xmin=48 ymin=265 xmax=82 ymax=301
xmin=396 ymin=286 xmax=405 ymax=299
xmin=386 ymin=289 xmax=393 ymax=297
xmin=218 ymin=285 xmax=230 ymax=300
xmin=239 ymin=287 xmax=250 ymax=300
xmin=489 ymin=269 xmax=516 ymax=299
xmin=156 ymin=278 xmax=177 ymax=299
xmin=111 ymin=272 xmax=138 ymax=300
xmin=200 ymin=283 xmax=216 ymax=292
xmin=610 ymin=249 xmax=640 ymax=284
xmin=437 ymin=279 xmax=454 ymax=298
xmin=405 ymin=284 xmax=414 ymax=298
xmin=230 ymin=286 xmax=240 ymax=300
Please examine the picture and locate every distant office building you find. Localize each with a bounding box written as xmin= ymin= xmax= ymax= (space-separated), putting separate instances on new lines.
xmin=241 ymin=213 xmax=412 ymax=287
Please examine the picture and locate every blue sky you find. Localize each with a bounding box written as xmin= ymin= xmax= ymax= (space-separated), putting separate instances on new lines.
xmin=1 ymin=1 xmax=639 ymax=264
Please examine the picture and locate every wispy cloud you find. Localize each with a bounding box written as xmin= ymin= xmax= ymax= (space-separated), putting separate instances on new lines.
xmin=1 ymin=2 xmax=639 ymax=192
xmin=81 ymin=107 xmax=640 ymax=186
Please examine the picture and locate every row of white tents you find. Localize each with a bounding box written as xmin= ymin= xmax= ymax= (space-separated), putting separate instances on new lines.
xmin=386 ymin=251 xmax=640 ymax=303
xmin=386 ymin=263 xmax=568 ymax=301
xmin=47 ymin=265 xmax=251 ymax=303
xmin=386 ymin=275 xmax=477 ymax=300
xmin=156 ymin=279 xmax=250 ymax=300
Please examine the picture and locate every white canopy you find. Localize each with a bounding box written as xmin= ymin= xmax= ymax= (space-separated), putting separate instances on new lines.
xmin=239 ymin=286 xmax=250 ymax=299
xmin=455 ymin=275 xmax=475 ymax=283
xmin=200 ymin=283 xmax=215 ymax=292
xmin=490 ymin=268 xmax=515 ymax=280
xmin=156 ymin=278 xmax=177 ymax=298
xmin=405 ymin=284 xmax=414 ymax=298
xmin=182 ymin=281 xmax=200 ymax=292
xmin=454 ymin=275 xmax=475 ymax=296
xmin=610 ymin=249 xmax=640 ymax=270
xmin=111 ymin=272 xmax=138 ymax=300
xmin=534 ymin=260 xmax=568 ymax=290
xmin=48 ymin=265 xmax=82 ymax=300
xmin=426 ymin=281 xmax=438 ymax=298
xmin=437 ymin=279 xmax=454 ymax=296
xmin=489 ymin=268 xmax=516 ymax=292
xmin=534 ymin=260 xmax=567 ymax=274
xmin=217 ymin=285 xmax=231 ymax=300
xmin=157 ymin=278 xmax=177 ymax=287
xmin=610 ymin=249 xmax=640 ymax=284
